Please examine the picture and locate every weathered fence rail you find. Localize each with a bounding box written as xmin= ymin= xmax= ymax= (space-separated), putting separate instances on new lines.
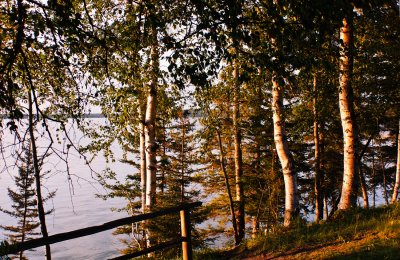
xmin=0 ymin=201 xmax=202 ymax=260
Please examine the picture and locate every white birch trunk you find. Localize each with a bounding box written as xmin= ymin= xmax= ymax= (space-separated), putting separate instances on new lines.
xmin=145 ymin=28 xmax=158 ymax=210
xmin=272 ymin=78 xmax=299 ymax=226
xmin=144 ymin=86 xmax=157 ymax=210
xmin=391 ymin=119 xmax=400 ymax=203
xmin=338 ymin=16 xmax=357 ymax=210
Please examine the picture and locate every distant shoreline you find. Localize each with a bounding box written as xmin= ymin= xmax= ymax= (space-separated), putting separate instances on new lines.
xmin=1 ymin=110 xmax=201 ymax=119
xmin=1 ymin=113 xmax=106 ymax=119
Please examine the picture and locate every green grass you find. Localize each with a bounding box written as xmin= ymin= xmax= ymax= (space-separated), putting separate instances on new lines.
xmin=194 ymin=203 xmax=400 ymax=259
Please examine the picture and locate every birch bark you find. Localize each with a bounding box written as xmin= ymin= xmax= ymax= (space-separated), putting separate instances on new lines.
xmin=338 ymin=16 xmax=358 ymax=210
xmin=391 ymin=119 xmax=400 ymax=203
xmin=145 ymin=26 xmax=158 ymax=210
xmin=272 ymin=77 xmax=299 ymax=226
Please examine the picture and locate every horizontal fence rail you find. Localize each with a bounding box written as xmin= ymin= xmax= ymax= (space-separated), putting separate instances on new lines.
xmin=0 ymin=201 xmax=202 ymax=259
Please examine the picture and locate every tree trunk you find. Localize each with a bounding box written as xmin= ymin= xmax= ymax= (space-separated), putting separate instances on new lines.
xmin=383 ymin=171 xmax=389 ymax=205
xmin=359 ymin=165 xmax=369 ymax=208
xmin=372 ymin=150 xmax=376 ymax=208
xmin=313 ymin=74 xmax=323 ymax=223
xmin=270 ymin=147 xmax=277 ymax=225
xmin=391 ymin=119 xmax=400 ymax=203
xmin=138 ymin=102 xmax=148 ymax=249
xmin=20 ymin=153 xmax=31 ymax=259
xmin=233 ymin=61 xmax=245 ymax=242
xmin=323 ymin=193 xmax=328 ymax=220
xmin=159 ymin=119 xmax=167 ymax=195
xmin=338 ymin=16 xmax=358 ymax=211
xmin=180 ymin=113 xmax=186 ymax=202
xmin=358 ymin=136 xmax=373 ymax=209
xmin=28 ymin=92 xmax=51 ymax=260
xmin=145 ymin=27 xmax=158 ymax=210
xmin=272 ymin=76 xmax=299 ymax=226
xmin=138 ymin=104 xmax=146 ymax=214
xmin=379 ymin=138 xmax=389 ymax=205
xmin=251 ymin=68 xmax=263 ymax=235
xmin=251 ymin=216 xmax=259 ymax=239
xmin=216 ymin=130 xmax=239 ymax=245
xmin=144 ymin=24 xmax=158 ymax=253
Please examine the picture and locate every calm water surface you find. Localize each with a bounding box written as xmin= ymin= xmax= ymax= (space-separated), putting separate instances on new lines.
xmin=0 ymin=119 xmax=133 ymax=259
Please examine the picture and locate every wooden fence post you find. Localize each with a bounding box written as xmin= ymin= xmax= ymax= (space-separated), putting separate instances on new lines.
xmin=180 ymin=209 xmax=193 ymax=260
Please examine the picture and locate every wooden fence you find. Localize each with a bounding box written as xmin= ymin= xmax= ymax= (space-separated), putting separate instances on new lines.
xmin=0 ymin=201 xmax=202 ymax=260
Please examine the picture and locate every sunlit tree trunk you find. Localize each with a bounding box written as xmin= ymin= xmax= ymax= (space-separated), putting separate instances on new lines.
xmin=28 ymin=92 xmax=51 ymax=260
xmin=313 ymin=74 xmax=323 ymax=223
xmin=233 ymin=61 xmax=245 ymax=242
xmin=372 ymin=149 xmax=376 ymax=208
xmin=145 ymin=27 xmax=158 ymax=210
xmin=338 ymin=15 xmax=358 ymax=210
xmin=391 ymin=119 xmax=400 ymax=203
xmin=359 ymin=165 xmax=369 ymax=208
xmin=272 ymin=76 xmax=299 ymax=226
xmin=216 ymin=130 xmax=239 ymax=245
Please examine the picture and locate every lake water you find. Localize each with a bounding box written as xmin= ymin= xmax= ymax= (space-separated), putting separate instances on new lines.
xmin=0 ymin=119 xmax=133 ymax=259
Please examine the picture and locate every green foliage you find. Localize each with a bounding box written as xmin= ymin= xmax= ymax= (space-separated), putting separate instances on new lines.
xmin=0 ymin=241 xmax=11 ymax=260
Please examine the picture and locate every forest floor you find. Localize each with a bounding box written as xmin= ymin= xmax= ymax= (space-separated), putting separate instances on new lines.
xmin=196 ymin=203 xmax=400 ymax=259
xmin=242 ymin=230 xmax=400 ymax=259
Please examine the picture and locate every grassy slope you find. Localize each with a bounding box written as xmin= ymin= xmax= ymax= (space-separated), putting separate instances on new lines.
xmin=195 ymin=203 xmax=400 ymax=259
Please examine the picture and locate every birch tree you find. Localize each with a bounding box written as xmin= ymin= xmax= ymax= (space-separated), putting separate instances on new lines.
xmin=391 ymin=120 xmax=400 ymax=203
xmin=144 ymin=21 xmax=159 ymax=210
xmin=271 ymin=77 xmax=299 ymax=226
xmin=337 ymin=13 xmax=358 ymax=210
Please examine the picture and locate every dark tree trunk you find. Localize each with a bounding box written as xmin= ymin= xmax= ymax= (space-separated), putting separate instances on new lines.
xmin=313 ymin=74 xmax=323 ymax=222
xmin=216 ymin=130 xmax=239 ymax=245
xmin=28 ymin=92 xmax=51 ymax=260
